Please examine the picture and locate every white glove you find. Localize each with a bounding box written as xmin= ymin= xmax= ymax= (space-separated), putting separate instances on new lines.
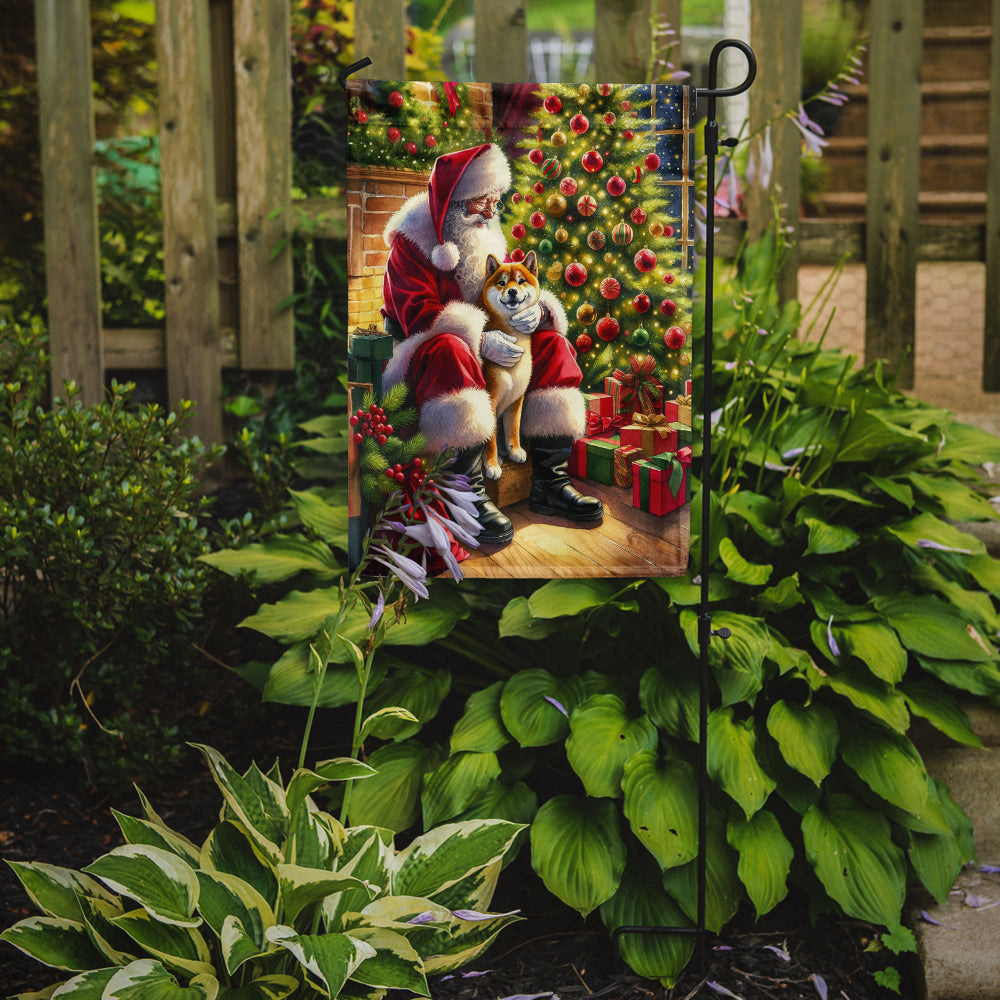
xmin=509 ymin=301 xmax=542 ymax=334
xmin=481 ymin=329 xmax=524 ymax=367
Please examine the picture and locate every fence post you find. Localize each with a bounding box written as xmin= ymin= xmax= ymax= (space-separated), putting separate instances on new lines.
xmin=157 ymin=0 xmax=223 ymax=445
xmin=355 ymin=0 xmax=407 ymax=80
xmin=593 ymin=0 xmax=655 ymax=83
xmin=746 ymin=0 xmax=801 ymax=305
xmin=984 ymin=0 xmax=1000 ymax=391
xmin=34 ymin=0 xmax=104 ymax=405
xmin=233 ymin=0 xmax=294 ymax=370
xmin=473 ymin=0 xmax=527 ymax=82
xmin=864 ymin=0 xmax=923 ymax=390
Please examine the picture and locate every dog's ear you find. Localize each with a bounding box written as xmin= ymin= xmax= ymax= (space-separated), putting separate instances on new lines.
xmin=485 ymin=254 xmax=501 ymax=276
xmin=523 ymin=250 xmax=537 ymax=276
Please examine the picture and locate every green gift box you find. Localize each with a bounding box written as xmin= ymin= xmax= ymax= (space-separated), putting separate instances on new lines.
xmin=669 ymin=421 xmax=692 ymax=448
xmin=584 ymin=437 xmax=619 ymax=485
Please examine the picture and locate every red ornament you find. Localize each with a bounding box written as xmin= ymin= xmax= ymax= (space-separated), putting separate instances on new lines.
xmin=598 ymin=83 xmax=613 ymax=96
xmin=576 ymin=333 xmax=594 ymax=353
xmin=632 ymin=166 xmax=644 ymax=183
xmin=634 ymin=248 xmax=658 ymax=273
xmin=633 ymin=293 xmax=651 ymax=313
xmin=511 ymin=192 xmax=523 ymax=203
xmin=354 ymin=109 xmax=368 ymax=124
xmin=387 ymin=126 xmax=401 ymax=143
xmin=511 ymin=223 xmax=526 ymax=240
xmin=596 ymin=315 xmax=620 ymax=341
xmin=510 ymin=248 xmax=526 ymax=262
xmin=565 ymin=262 xmax=588 ymax=287
xmin=559 ymin=177 xmax=578 ymax=197
xmin=577 ymin=194 xmax=598 ymax=217
xmin=387 ymin=90 xmax=404 ymax=108
xmin=570 ymin=114 xmax=590 ymax=135
xmin=600 ymin=276 xmax=621 ymax=300
xmin=424 ymin=134 xmax=437 ymax=147
xmin=644 ymin=153 xmax=661 ymax=170
xmin=623 ymin=129 xmax=635 ymax=140
xmin=661 ymin=299 xmax=677 ymax=317
xmin=665 ymin=326 xmax=686 ymax=348
xmin=534 ymin=182 xmax=545 ymax=194
xmin=606 ymin=175 xmax=626 ymax=197
xmin=621 ymin=101 xmax=632 ymax=111
xmin=664 ymin=272 xmax=675 ymax=284
xmin=604 ymin=112 xmax=617 ymax=125
xmin=530 ymin=211 xmax=547 ymax=228
xmin=544 ymin=94 xmax=563 ymax=113
xmin=582 ymin=150 xmax=604 ymax=173
xmin=664 ymin=225 xmax=675 ymax=238
xmin=529 ymin=148 xmax=545 ymax=165
xmin=630 ymin=206 xmax=648 ymax=225
xmin=404 ymin=141 xmax=418 ymax=155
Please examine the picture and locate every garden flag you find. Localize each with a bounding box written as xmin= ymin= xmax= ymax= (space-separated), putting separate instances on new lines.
xmin=346 ymin=80 xmax=695 ymax=579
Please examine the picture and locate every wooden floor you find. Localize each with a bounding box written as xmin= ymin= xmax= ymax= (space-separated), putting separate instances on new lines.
xmin=457 ymin=477 xmax=690 ymax=579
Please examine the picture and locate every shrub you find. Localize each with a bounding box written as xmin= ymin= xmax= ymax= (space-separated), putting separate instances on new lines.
xmin=0 ymin=317 xmax=220 ymax=783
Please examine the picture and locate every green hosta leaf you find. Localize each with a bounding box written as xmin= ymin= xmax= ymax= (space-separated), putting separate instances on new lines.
xmin=901 ymin=680 xmax=982 ymax=748
xmin=803 ymin=517 xmax=859 ymax=556
xmin=497 ymin=597 xmax=565 ymax=640
xmin=5 ymin=862 xmax=118 ymax=923
xmin=909 ymin=827 xmax=965 ymax=905
xmin=723 ymin=490 xmax=784 ymax=545
xmin=755 ymin=573 xmax=805 ymax=614
xmin=277 ymin=865 xmax=374 ymax=925
xmin=621 ymin=751 xmax=699 ymax=871
xmin=866 ymin=474 xmax=914 ymax=509
xmin=910 ymin=562 xmax=1000 ymax=633
xmin=216 ymin=976 xmax=299 ymax=1000
xmin=765 ymin=700 xmax=838 ymax=786
xmin=834 ymin=621 xmax=907 ymax=684
xmin=886 ymin=512 xmax=985 ymax=556
xmin=727 ymin=811 xmax=793 ymax=918
xmin=834 ymin=410 xmax=927 ymax=463
xmin=103 ymin=959 xmax=218 ymax=1000
xmin=565 ymin=695 xmax=658 ymax=798
xmin=839 ymin=718 xmax=929 ymax=816
xmin=527 ymin=579 xmax=618 ymax=618
xmin=345 ymin=926 xmax=428 ymax=994
xmin=200 ymin=535 xmax=341 ymax=584
xmin=874 ymin=594 xmax=995 ymax=662
xmin=802 ymin=793 xmax=906 ymax=926
xmin=200 ymin=822 xmax=278 ymax=910
xmin=261 ymin=644 xmax=380 ymax=709
xmin=347 ymin=740 xmax=442 ymax=832
xmin=639 ymin=664 xmax=699 ymax=742
xmin=599 ymin=853 xmax=694 ymax=987
xmin=288 ymin=488 xmax=350 ymax=545
xmin=195 ymin=871 xmax=274 ymax=974
xmin=285 ymin=759 xmax=376 ymax=822
xmin=499 ymin=670 xmax=585 ymax=747
xmin=707 ymin=708 xmax=776 ymax=819
xmin=83 ymin=846 xmax=200 ymax=928
xmin=906 ymin=472 xmax=998 ymax=521
xmin=42 ymin=967 xmax=117 ymax=998
xmin=360 ymin=707 xmax=421 ymax=742
xmin=112 ymin=812 xmax=201 ymax=868
xmin=530 ymin=795 xmax=626 ymax=917
xmin=393 ymin=820 xmax=524 ymax=901
xmin=967 ymin=553 xmax=1000 ymax=597
xmin=916 ymin=655 xmax=1000 ymax=697
xmin=680 ymin=610 xmax=770 ymax=707
xmin=111 ymin=909 xmax=214 ymax=978
xmin=718 ymin=537 xmax=772 ymax=586
xmin=812 ymin=662 xmax=910 ymax=732
xmin=453 ymin=779 xmax=538 ymax=827
xmin=421 ymin=751 xmax=502 ymax=828
xmin=265 ymin=926 xmax=375 ymax=998
xmin=0 ymin=916 xmax=107 ymax=971
xmin=450 ymin=682 xmax=511 ymax=754
xmin=363 ymin=668 xmax=451 ymax=740
xmin=936 ymin=421 xmax=1000 ymax=465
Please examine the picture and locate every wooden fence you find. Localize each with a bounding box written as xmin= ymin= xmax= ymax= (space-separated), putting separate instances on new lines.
xmin=34 ymin=0 xmax=999 ymax=446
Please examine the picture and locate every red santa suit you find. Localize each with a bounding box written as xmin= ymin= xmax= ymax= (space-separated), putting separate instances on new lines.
xmin=380 ymin=143 xmax=586 ymax=453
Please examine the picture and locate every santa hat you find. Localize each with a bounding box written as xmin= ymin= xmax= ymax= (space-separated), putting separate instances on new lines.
xmin=426 ymin=143 xmax=511 ymax=270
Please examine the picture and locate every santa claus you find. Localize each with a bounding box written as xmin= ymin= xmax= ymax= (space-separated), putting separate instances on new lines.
xmin=380 ymin=142 xmax=602 ymax=545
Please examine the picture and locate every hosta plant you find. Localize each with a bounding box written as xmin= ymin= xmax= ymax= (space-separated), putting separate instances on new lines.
xmin=1 ymin=744 xmax=523 ymax=999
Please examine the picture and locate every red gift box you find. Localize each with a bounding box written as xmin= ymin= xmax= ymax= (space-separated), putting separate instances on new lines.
xmin=584 ymin=392 xmax=614 ymax=418
xmin=663 ymin=400 xmax=679 ymax=422
xmin=585 ymin=410 xmax=625 ymax=438
xmin=569 ymin=436 xmax=590 ymax=477
xmin=620 ymin=413 xmax=677 ymax=457
xmin=632 ymin=452 xmax=689 ymax=516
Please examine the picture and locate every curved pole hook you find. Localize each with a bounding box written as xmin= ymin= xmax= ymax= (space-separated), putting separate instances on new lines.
xmin=703 ymin=38 xmax=756 ymax=98
xmin=337 ymin=57 xmax=373 ymax=91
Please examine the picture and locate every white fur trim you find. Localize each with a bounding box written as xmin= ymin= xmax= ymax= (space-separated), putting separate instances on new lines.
xmin=419 ymin=388 xmax=496 ymax=451
xmin=521 ymin=386 xmax=587 ymax=440
xmin=431 ymin=242 xmax=460 ymax=271
xmin=383 ymin=194 xmax=438 ymax=258
xmin=538 ymin=289 xmax=567 ymax=336
xmin=452 ymin=145 xmax=512 ymax=204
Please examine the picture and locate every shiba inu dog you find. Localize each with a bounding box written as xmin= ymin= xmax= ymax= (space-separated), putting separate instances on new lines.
xmin=478 ymin=251 xmax=539 ymax=480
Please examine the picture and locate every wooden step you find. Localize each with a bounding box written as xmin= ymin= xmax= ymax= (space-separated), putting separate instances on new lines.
xmin=922 ymin=25 xmax=992 ymax=83
xmin=921 ymin=0 xmax=992 ymax=28
xmin=813 ymin=189 xmax=987 ymax=222
xmin=834 ymin=80 xmax=992 ymax=137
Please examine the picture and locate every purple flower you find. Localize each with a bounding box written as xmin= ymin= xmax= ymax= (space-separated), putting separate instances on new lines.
xmin=407 ymin=911 xmax=438 ymax=925
xmin=790 ymin=104 xmax=829 ymax=156
xmin=812 ymin=974 xmax=828 ymax=1000
xmin=706 ymin=983 xmax=742 ymax=999
xmin=827 ymin=616 xmax=841 ymax=658
xmin=917 ymin=539 xmax=972 ymax=554
xmin=367 ymin=590 xmax=385 ymax=631
xmin=763 ymin=944 xmax=790 ymax=961
xmin=544 ymin=695 xmax=569 ymax=717
xmin=368 ymin=544 xmax=429 ymax=599
xmin=451 ymin=908 xmax=520 ymax=921
xmin=746 ymin=125 xmax=773 ymax=191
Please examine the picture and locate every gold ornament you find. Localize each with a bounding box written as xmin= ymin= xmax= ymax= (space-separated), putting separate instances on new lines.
xmin=578 ymin=84 xmax=591 ymax=99
xmin=671 ymin=366 xmax=681 ymax=379
xmin=577 ymin=303 xmax=597 ymax=325
xmin=679 ymin=352 xmax=691 ymax=366
xmin=555 ymin=227 xmax=569 ymax=243
xmin=546 ymin=262 xmax=563 ymax=282
xmin=604 ymin=252 xmax=614 ymax=264
xmin=545 ymin=192 xmax=568 ymax=217
xmin=648 ymin=220 xmax=665 ymax=237
xmin=551 ymin=130 xmax=567 ymax=147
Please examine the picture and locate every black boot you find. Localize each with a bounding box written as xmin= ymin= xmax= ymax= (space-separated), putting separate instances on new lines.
xmin=450 ymin=446 xmax=514 ymax=546
xmin=529 ymin=437 xmax=604 ymax=523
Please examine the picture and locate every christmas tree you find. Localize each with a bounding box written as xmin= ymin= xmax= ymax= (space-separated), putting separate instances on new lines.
xmin=501 ymin=83 xmax=693 ymax=399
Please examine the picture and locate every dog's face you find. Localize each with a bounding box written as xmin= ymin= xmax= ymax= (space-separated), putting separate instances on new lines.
xmin=483 ymin=252 xmax=540 ymax=312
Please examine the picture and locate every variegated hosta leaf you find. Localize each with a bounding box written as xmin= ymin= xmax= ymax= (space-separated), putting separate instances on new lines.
xmin=4 ymin=862 xmax=118 ymax=922
xmin=726 ymin=810 xmax=793 ymax=918
xmin=102 ymin=958 xmax=218 ymax=999
xmin=265 ymin=926 xmax=376 ymax=998
xmin=287 ymin=803 xmax=342 ymax=871
xmin=391 ymin=820 xmax=524 ymax=901
xmin=112 ymin=810 xmax=201 ymax=868
xmin=621 ymin=751 xmax=699 ymax=871
xmin=323 ymin=829 xmax=393 ymax=931
xmin=47 ymin=966 xmax=118 ymax=997
xmin=219 ymin=915 xmax=269 ymax=979
xmin=214 ymin=974 xmax=299 ymax=1000
xmin=529 ymin=795 xmax=626 ymax=917
xmin=0 ymin=916 xmax=107 ymax=972
xmin=344 ymin=926 xmax=429 ymax=995
xmin=425 ymin=859 xmax=501 ymax=915
xmin=285 ymin=760 xmax=376 ymax=823
xmin=565 ymin=695 xmax=658 ymax=799
xmin=499 ymin=670 xmax=585 ymax=747
xmin=77 ymin=894 xmax=136 ymax=966
xmin=276 ymin=864 xmax=375 ymax=925
xmin=706 ymin=707 xmax=776 ymax=819
xmin=200 ymin=822 xmax=279 ymax=910
xmin=421 ymin=907 xmax=522 ymax=975
xmin=110 ymin=908 xmax=214 ymax=978
xmin=195 ymin=870 xmax=274 ymax=973
xmin=420 ymin=751 xmax=502 ymax=829
xmin=765 ymin=700 xmax=838 ymax=786
xmin=83 ymin=845 xmax=200 ymax=928
xmin=802 ymin=793 xmax=906 ymax=926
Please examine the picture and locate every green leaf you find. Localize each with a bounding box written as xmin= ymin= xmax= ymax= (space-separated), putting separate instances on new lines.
xmin=755 ymin=573 xmax=805 ymax=614
xmin=110 ymin=909 xmax=214 ymax=978
xmin=363 ymin=667 xmax=451 ymax=740
xmin=765 ymin=700 xmax=838 ymax=786
xmin=499 ymin=670 xmax=584 ymax=747
xmin=916 ymin=655 xmax=1000 ymax=697
xmin=0 ymin=917 xmax=107 ymax=972
xmin=265 ymin=926 xmax=375 ymax=997
xmin=199 ymin=822 xmax=278 ymax=910
xmin=936 ymin=421 xmax=1000 ymax=465
xmin=4 ymin=862 xmax=118 ymax=923
xmin=621 ymin=751 xmax=699 ymax=871
xmin=718 ymin=537 xmax=773 ymax=586
xmin=452 ymin=779 xmax=538 ymax=827
xmin=526 ymin=579 xmax=618 ymax=618
xmin=909 ymin=825 xmax=965 ymax=905
xmin=566 ymin=695 xmax=658 ymax=798
xmin=83 ymin=846 xmax=200 ymax=928
xmin=680 ymin=610 xmax=770 ymax=707
xmin=450 ymin=682 xmax=511 ymax=754
xmin=288 ymin=489 xmax=349 ymax=545
xmin=421 ymin=751 xmax=502 ymax=829
xmin=885 ymin=512 xmax=985 ymax=556
xmin=200 ymin=536 xmax=341 ymax=584
xmin=195 ymin=871 xmax=274 ymax=974
xmin=103 ymin=959 xmax=218 ymax=999
xmin=839 ymin=718 xmax=929 ymax=816
xmin=276 ymin=865 xmax=373 ymax=925
xmin=35 ymin=967 xmax=117 ymax=998
xmin=901 ymin=680 xmax=982 ymax=748
xmin=285 ymin=759 xmax=376 ymax=822
xmin=112 ymin=812 xmax=201 ymax=868
xmin=874 ymin=594 xmax=995 ymax=662
xmin=866 ymin=474 xmax=914 ymax=509
xmin=834 ymin=621 xmax=908 ymax=684
xmin=727 ymin=811 xmax=793 ymax=918
xmin=261 ymin=644 xmax=378 ymax=709
xmin=723 ymin=490 xmax=784 ymax=545
xmin=707 ymin=708 xmax=776 ymax=819
xmin=639 ymin=664 xmax=699 ymax=742
xmin=907 ymin=472 xmax=999 ymax=521
xmin=967 ymin=553 xmax=1000 ymax=597
xmin=347 ymin=741 xmax=441 ymax=832
xmin=530 ymin=795 xmax=626 ymax=917
xmin=497 ymin=597 xmax=564 ymax=640
xmin=812 ymin=662 xmax=910 ymax=732
xmin=834 ymin=410 xmax=927 ymax=463
xmin=345 ymin=926 xmax=429 ymax=994
xmin=803 ymin=517 xmax=859 ymax=555
xmin=216 ymin=976 xmax=299 ymax=1000
xmin=802 ymin=793 xmax=906 ymax=926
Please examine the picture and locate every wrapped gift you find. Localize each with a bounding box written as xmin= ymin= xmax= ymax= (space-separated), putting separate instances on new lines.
xmin=620 ymin=412 xmax=677 ymax=457
xmin=611 ymin=354 xmax=663 ymax=415
xmin=584 ymin=392 xmax=614 ymax=418
xmin=685 ymin=378 xmax=692 ymax=395
xmin=585 ymin=437 xmax=619 ymax=485
xmin=568 ymin=436 xmax=590 ymax=477
xmin=673 ymin=393 xmax=692 ymax=424
xmin=669 ymin=421 xmax=692 ymax=448
xmin=663 ymin=399 xmax=680 ymax=422
xmin=585 ymin=409 xmax=625 ymax=438
xmin=603 ymin=376 xmax=630 ymax=416
xmin=632 ymin=452 xmax=689 ymax=516
xmin=614 ymin=444 xmax=644 ymax=487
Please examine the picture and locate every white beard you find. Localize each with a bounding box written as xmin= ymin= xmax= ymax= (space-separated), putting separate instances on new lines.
xmin=441 ymin=207 xmax=508 ymax=303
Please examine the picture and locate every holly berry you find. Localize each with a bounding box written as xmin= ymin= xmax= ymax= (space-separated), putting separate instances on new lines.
xmin=543 ymin=94 xmax=563 ymax=113
xmin=664 ymin=325 xmax=686 ymax=348
xmin=596 ymin=315 xmax=620 ymax=341
xmin=660 ymin=298 xmax=677 ymax=318
xmin=633 ymin=293 xmax=651 ymax=313
xmin=576 ymin=333 xmax=593 ymax=353
xmin=350 ymin=414 xmax=360 ymax=425
xmin=353 ymin=432 xmax=363 ymax=443
xmin=570 ymin=113 xmax=589 ymax=135
xmin=395 ymin=471 xmax=406 ymax=483
xmin=606 ymin=175 xmax=626 ymax=197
